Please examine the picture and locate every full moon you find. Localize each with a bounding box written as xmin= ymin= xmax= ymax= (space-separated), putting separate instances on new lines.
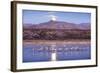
xmin=51 ymin=15 xmax=56 ymax=21
xmin=52 ymin=16 xmax=56 ymax=21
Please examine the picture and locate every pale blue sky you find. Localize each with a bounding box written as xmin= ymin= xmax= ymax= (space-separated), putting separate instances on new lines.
xmin=23 ymin=10 xmax=91 ymax=25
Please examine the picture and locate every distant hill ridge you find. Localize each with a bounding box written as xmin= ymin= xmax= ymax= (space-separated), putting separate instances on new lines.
xmin=24 ymin=20 xmax=90 ymax=30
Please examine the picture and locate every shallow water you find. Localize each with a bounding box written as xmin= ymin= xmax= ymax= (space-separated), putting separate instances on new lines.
xmin=23 ymin=43 xmax=91 ymax=63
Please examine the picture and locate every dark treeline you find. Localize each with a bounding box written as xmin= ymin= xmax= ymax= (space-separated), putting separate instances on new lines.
xmin=23 ymin=29 xmax=91 ymax=40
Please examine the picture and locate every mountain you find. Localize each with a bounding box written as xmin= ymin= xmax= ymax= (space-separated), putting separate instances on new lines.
xmin=24 ymin=20 xmax=90 ymax=30
xmin=78 ymin=23 xmax=91 ymax=29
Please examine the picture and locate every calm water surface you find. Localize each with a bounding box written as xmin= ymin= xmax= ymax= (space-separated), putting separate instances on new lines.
xmin=23 ymin=43 xmax=91 ymax=62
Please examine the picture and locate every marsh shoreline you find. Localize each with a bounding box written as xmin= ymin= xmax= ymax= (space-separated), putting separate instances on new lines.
xmin=23 ymin=39 xmax=90 ymax=45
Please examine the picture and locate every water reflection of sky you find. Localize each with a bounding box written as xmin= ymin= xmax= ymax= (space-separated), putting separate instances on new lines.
xmin=23 ymin=44 xmax=91 ymax=63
